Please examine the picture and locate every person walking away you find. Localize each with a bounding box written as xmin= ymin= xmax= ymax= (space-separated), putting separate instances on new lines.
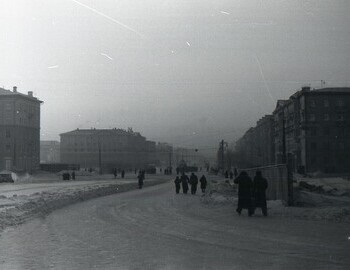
xmin=174 ymin=176 xmax=181 ymax=194
xmin=253 ymin=171 xmax=268 ymax=216
xmin=229 ymin=171 xmax=233 ymax=179
xmin=234 ymin=168 xmax=238 ymax=178
xmin=200 ymin=175 xmax=207 ymax=193
xmin=113 ymin=168 xmax=117 ymax=179
xmin=225 ymin=170 xmax=229 ymax=178
xmin=189 ymin=172 xmax=198 ymax=195
xmin=181 ymin=173 xmax=189 ymax=194
xmin=137 ymin=171 xmax=144 ymax=189
xmin=234 ymin=171 xmax=254 ymax=216
xmin=121 ymin=170 xmax=125 ymax=178
xmin=71 ymin=171 xmax=76 ymax=180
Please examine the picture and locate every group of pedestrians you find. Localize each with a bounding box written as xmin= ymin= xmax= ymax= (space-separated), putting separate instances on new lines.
xmin=113 ymin=168 xmax=125 ymax=179
xmin=234 ymin=170 xmax=268 ymax=216
xmin=174 ymin=173 xmax=207 ymax=195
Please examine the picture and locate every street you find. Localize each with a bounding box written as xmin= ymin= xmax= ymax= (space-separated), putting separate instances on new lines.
xmin=0 ymin=181 xmax=349 ymax=270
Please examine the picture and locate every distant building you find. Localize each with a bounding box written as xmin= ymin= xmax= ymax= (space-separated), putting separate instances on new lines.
xmin=235 ymin=87 xmax=350 ymax=174
xmin=40 ymin=140 xmax=60 ymax=163
xmin=0 ymin=86 xmax=43 ymax=172
xmin=60 ymin=128 xmax=156 ymax=171
xmin=155 ymin=142 xmax=173 ymax=167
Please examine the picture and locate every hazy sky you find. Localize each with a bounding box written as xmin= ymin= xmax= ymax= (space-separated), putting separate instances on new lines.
xmin=1 ymin=0 xmax=349 ymax=150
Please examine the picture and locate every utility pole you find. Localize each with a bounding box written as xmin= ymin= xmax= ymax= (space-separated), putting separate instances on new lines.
xmin=98 ymin=138 xmax=102 ymax=175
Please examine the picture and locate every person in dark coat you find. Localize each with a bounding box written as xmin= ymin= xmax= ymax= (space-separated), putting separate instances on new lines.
xmin=71 ymin=171 xmax=76 ymax=180
xmin=234 ymin=171 xmax=254 ymax=216
xmin=181 ymin=173 xmax=189 ymax=194
xmin=199 ymin=175 xmax=207 ymax=193
xmin=234 ymin=168 xmax=238 ymax=178
xmin=174 ymin=176 xmax=181 ymax=194
xmin=121 ymin=170 xmax=125 ymax=178
xmin=189 ymin=173 xmax=198 ymax=195
xmin=113 ymin=168 xmax=117 ymax=179
xmin=253 ymin=171 xmax=268 ymax=216
xmin=229 ymin=171 xmax=233 ymax=179
xmin=137 ymin=171 xmax=144 ymax=189
xmin=225 ymin=170 xmax=229 ymax=178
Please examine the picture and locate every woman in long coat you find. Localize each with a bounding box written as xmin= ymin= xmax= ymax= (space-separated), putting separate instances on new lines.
xmin=253 ymin=171 xmax=268 ymax=216
xmin=174 ymin=176 xmax=181 ymax=194
xmin=181 ymin=173 xmax=189 ymax=194
xmin=200 ymin=175 xmax=207 ymax=193
xmin=234 ymin=171 xmax=254 ymax=216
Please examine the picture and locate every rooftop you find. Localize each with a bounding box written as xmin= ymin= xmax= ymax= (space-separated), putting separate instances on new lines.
xmin=60 ymin=128 xmax=142 ymax=137
xmin=0 ymin=86 xmax=42 ymax=103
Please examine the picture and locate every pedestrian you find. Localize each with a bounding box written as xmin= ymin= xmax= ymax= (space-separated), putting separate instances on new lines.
xmin=181 ymin=173 xmax=189 ymax=194
xmin=234 ymin=171 xmax=254 ymax=216
xmin=189 ymin=172 xmax=198 ymax=195
xmin=113 ymin=168 xmax=117 ymax=179
xmin=174 ymin=176 xmax=181 ymax=194
xmin=71 ymin=170 xmax=76 ymax=180
xmin=253 ymin=171 xmax=268 ymax=216
xmin=121 ymin=170 xmax=125 ymax=178
xmin=176 ymin=167 xmax=180 ymax=175
xmin=225 ymin=170 xmax=229 ymax=178
xmin=137 ymin=171 xmax=144 ymax=189
xmin=199 ymin=175 xmax=207 ymax=193
xmin=234 ymin=168 xmax=238 ymax=178
xmin=229 ymin=171 xmax=233 ymax=179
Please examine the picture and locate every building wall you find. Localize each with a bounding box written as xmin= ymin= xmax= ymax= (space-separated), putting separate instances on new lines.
xmin=0 ymin=89 xmax=41 ymax=172
xmin=40 ymin=141 xmax=60 ymax=163
xmin=60 ymin=129 xmax=156 ymax=171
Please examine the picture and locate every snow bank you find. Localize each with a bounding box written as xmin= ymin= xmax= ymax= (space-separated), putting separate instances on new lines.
xmin=202 ymin=177 xmax=350 ymax=223
xmin=0 ymin=179 xmax=164 ymax=232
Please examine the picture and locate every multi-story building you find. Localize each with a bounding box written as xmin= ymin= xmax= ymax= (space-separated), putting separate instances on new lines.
xmin=40 ymin=140 xmax=60 ymax=163
xmin=0 ymin=86 xmax=42 ymax=172
xmin=235 ymin=86 xmax=350 ymax=174
xmin=235 ymin=115 xmax=275 ymax=168
xmin=60 ymin=128 xmax=156 ymax=171
xmin=273 ymin=86 xmax=350 ymax=174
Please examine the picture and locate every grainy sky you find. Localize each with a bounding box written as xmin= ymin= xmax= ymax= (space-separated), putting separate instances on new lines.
xmin=0 ymin=0 xmax=349 ymax=149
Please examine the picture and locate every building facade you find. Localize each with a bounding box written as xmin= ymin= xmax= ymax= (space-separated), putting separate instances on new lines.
xmin=0 ymin=86 xmax=42 ymax=172
xmin=40 ymin=140 xmax=60 ymax=163
xmin=235 ymin=87 xmax=350 ymax=174
xmin=60 ymin=128 xmax=156 ymax=171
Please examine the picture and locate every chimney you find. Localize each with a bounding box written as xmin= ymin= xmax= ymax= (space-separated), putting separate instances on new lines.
xmin=13 ymin=86 xmax=17 ymax=93
xmin=28 ymin=91 xmax=33 ymax=97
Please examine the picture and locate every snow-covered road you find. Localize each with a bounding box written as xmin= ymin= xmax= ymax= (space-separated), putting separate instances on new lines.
xmin=0 ymin=182 xmax=349 ymax=270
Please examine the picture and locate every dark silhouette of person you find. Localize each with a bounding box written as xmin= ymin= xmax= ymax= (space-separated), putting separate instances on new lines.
xmin=137 ymin=171 xmax=144 ymax=189
xmin=71 ymin=171 xmax=76 ymax=180
xmin=234 ymin=168 xmax=238 ymax=178
xmin=181 ymin=173 xmax=189 ymax=194
xmin=176 ymin=167 xmax=180 ymax=175
xmin=200 ymin=175 xmax=207 ymax=193
xmin=234 ymin=171 xmax=254 ymax=216
xmin=225 ymin=170 xmax=229 ymax=178
xmin=253 ymin=171 xmax=268 ymax=216
xmin=189 ymin=172 xmax=198 ymax=195
xmin=229 ymin=171 xmax=233 ymax=179
xmin=113 ymin=168 xmax=117 ymax=179
xmin=174 ymin=176 xmax=181 ymax=194
xmin=121 ymin=170 xmax=125 ymax=178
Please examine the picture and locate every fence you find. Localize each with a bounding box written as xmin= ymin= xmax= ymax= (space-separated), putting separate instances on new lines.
xmin=240 ymin=164 xmax=293 ymax=206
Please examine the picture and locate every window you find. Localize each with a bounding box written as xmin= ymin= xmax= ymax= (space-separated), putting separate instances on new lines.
xmin=336 ymin=100 xmax=344 ymax=107
xmin=323 ymin=114 xmax=330 ymax=121
xmin=310 ymin=100 xmax=316 ymax=107
xmin=308 ymin=114 xmax=316 ymax=122
xmin=323 ymin=99 xmax=329 ymax=107
xmin=336 ymin=114 xmax=345 ymax=121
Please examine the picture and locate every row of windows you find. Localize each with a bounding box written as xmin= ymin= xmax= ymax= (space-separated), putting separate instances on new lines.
xmin=309 ymin=99 xmax=345 ymax=108
xmin=308 ymin=113 xmax=345 ymax=122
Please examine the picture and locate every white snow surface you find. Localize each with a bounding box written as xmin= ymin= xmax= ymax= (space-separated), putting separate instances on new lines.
xmin=204 ymin=176 xmax=350 ymax=223
xmin=0 ymin=173 xmax=167 ymax=231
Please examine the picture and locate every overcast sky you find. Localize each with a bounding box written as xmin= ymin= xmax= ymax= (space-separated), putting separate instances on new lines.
xmin=0 ymin=0 xmax=349 ymax=150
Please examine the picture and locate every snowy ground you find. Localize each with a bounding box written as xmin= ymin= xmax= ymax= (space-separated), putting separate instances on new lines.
xmin=0 ymin=172 xmax=169 ymax=232
xmin=202 ymin=175 xmax=350 ymax=223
